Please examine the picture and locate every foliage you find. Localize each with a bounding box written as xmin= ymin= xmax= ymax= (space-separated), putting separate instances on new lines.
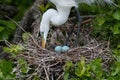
xmin=39 ymin=2 xmax=53 ymax=14
xmin=0 ymin=20 xmax=16 ymax=41
xmin=0 ymin=59 xmax=15 ymax=80
xmin=63 ymin=1 xmax=120 ymax=79
xmin=64 ymin=57 xmax=103 ymax=80
xmin=22 ymin=32 xmax=30 ymax=43
xmin=0 ymin=0 xmax=12 ymax=4
xmin=77 ymin=1 xmax=120 ymax=49
xmin=4 ymin=44 xmax=24 ymax=57
xmin=12 ymin=0 xmax=34 ymax=20
xmin=64 ymin=56 xmax=120 ymax=80
xmin=91 ymin=1 xmax=120 ymax=48
xmin=112 ymin=44 xmax=120 ymax=56
xmin=3 ymin=44 xmax=29 ymax=79
xmin=111 ymin=56 xmax=120 ymax=76
xmin=0 ymin=0 xmax=33 ymax=42
xmin=18 ymin=58 xmax=29 ymax=74
xmin=0 ymin=0 xmax=32 ymax=79
xmin=0 ymin=0 xmax=34 ymax=20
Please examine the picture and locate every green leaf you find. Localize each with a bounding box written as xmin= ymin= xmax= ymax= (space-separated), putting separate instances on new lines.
xmin=64 ymin=61 xmax=73 ymax=71
xmin=0 ymin=20 xmax=8 ymax=26
xmin=64 ymin=71 xmax=69 ymax=80
xmin=111 ymin=57 xmax=120 ymax=76
xmin=112 ymin=49 xmax=120 ymax=56
xmin=113 ymin=10 xmax=120 ymax=20
xmin=117 ymin=44 xmax=120 ymax=49
xmin=75 ymin=65 xmax=86 ymax=77
xmin=33 ymin=75 xmax=39 ymax=80
xmin=0 ymin=60 xmax=13 ymax=77
xmin=95 ymin=16 xmax=106 ymax=26
xmin=0 ymin=27 xmax=4 ymax=32
xmin=111 ymin=67 xmax=120 ymax=76
xmin=0 ymin=31 xmax=10 ymax=40
xmin=85 ymin=65 xmax=91 ymax=77
xmin=110 ymin=23 xmax=120 ymax=34
xmin=64 ymin=61 xmax=73 ymax=80
xmin=22 ymin=32 xmax=30 ymax=42
xmin=4 ymin=44 xmax=24 ymax=57
xmin=7 ymin=21 xmax=16 ymax=30
xmin=90 ymin=59 xmax=103 ymax=79
xmin=39 ymin=3 xmax=51 ymax=13
xmin=3 ymin=0 xmax=12 ymax=3
xmin=0 ymin=71 xmax=4 ymax=79
xmin=21 ymin=64 xmax=28 ymax=73
xmin=75 ymin=57 xmax=86 ymax=77
xmin=0 ymin=20 xmax=16 ymax=40
xmin=18 ymin=58 xmax=28 ymax=74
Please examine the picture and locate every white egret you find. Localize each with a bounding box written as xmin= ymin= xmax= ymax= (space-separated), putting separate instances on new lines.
xmin=40 ymin=0 xmax=116 ymax=48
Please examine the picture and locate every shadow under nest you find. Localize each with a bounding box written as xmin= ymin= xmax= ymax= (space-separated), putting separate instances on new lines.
xmin=18 ymin=18 xmax=114 ymax=79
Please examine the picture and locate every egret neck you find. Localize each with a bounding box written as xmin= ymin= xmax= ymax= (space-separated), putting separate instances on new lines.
xmin=51 ymin=6 xmax=72 ymax=26
xmin=40 ymin=9 xmax=57 ymax=48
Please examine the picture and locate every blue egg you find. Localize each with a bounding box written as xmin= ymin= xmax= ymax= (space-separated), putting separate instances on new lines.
xmin=62 ymin=46 xmax=70 ymax=52
xmin=55 ymin=46 xmax=62 ymax=52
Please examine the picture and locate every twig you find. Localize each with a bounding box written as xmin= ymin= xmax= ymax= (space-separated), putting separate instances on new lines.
xmin=56 ymin=72 xmax=64 ymax=80
xmin=43 ymin=62 xmax=50 ymax=80
xmin=27 ymin=64 xmax=41 ymax=80
xmin=69 ymin=14 xmax=105 ymax=20
xmin=107 ymin=37 xmax=110 ymax=49
xmin=81 ymin=18 xmax=93 ymax=24
xmin=5 ymin=15 xmax=42 ymax=48
xmin=5 ymin=15 xmax=26 ymax=33
xmin=49 ymin=61 xmax=60 ymax=67
xmin=3 ymin=38 xmax=12 ymax=47
xmin=29 ymin=35 xmax=41 ymax=48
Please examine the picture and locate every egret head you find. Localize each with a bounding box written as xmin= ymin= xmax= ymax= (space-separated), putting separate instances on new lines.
xmin=40 ymin=15 xmax=50 ymax=48
xmin=40 ymin=26 xmax=49 ymax=48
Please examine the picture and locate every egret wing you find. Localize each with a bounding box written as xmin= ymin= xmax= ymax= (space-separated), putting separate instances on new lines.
xmin=58 ymin=0 xmax=78 ymax=7
xmin=75 ymin=0 xmax=116 ymax=6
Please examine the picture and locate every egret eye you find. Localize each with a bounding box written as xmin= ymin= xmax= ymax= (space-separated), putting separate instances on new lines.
xmin=40 ymin=32 xmax=44 ymax=36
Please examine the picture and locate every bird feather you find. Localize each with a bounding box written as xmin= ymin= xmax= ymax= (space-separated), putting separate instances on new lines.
xmin=75 ymin=0 xmax=116 ymax=7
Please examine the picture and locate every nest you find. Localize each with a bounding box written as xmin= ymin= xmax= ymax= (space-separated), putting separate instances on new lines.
xmin=17 ymin=18 xmax=113 ymax=80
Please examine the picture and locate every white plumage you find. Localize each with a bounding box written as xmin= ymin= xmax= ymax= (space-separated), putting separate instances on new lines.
xmin=40 ymin=0 xmax=115 ymax=48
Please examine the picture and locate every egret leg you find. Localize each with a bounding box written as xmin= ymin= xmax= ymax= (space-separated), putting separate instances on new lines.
xmin=65 ymin=7 xmax=82 ymax=47
xmin=74 ymin=7 xmax=82 ymax=47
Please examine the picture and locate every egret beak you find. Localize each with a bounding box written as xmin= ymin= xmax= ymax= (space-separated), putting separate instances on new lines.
xmin=42 ymin=38 xmax=46 ymax=48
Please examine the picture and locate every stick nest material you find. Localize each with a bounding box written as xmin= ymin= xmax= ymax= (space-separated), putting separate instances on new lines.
xmin=17 ymin=18 xmax=114 ymax=80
